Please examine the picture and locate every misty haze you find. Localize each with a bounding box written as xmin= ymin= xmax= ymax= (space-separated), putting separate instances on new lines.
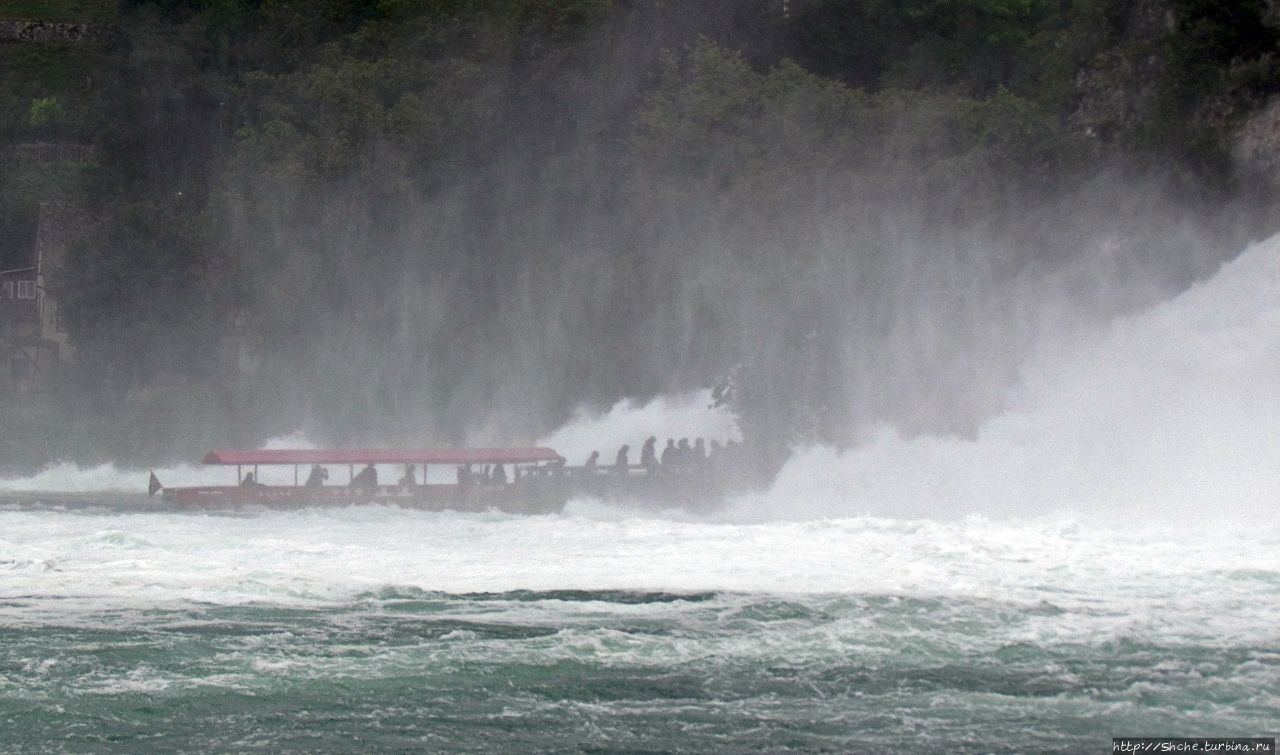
xmin=1 ymin=0 xmax=1278 ymax=751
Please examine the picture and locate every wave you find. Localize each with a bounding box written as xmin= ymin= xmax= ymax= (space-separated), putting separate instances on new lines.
xmin=730 ymin=234 xmax=1280 ymax=524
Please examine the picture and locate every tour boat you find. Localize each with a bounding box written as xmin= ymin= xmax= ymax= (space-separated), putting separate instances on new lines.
xmin=151 ymin=447 xmax=728 ymax=511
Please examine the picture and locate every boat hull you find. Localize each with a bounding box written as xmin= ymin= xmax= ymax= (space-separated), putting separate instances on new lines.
xmin=160 ymin=473 xmax=728 ymax=512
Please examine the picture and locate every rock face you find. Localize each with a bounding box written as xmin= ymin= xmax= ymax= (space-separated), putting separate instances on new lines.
xmin=1126 ymin=0 xmax=1176 ymax=40
xmin=1266 ymin=0 xmax=1280 ymax=28
xmin=1234 ymin=95 xmax=1280 ymax=188
xmin=1070 ymin=51 xmax=1162 ymax=140
xmin=0 ymin=19 xmax=101 ymax=43
xmin=1068 ymin=0 xmax=1174 ymax=142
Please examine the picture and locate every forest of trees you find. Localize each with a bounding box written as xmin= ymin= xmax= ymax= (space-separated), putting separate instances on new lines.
xmin=3 ymin=0 xmax=1279 ymax=469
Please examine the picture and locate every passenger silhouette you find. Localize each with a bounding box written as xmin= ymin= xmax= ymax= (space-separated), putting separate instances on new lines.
xmin=640 ymin=437 xmax=658 ymax=474
xmin=351 ymin=463 xmax=377 ymax=491
xmin=660 ymin=438 xmax=676 ymax=469
xmin=708 ymin=440 xmax=723 ymax=464
xmin=304 ymin=465 xmax=328 ymax=487
xmin=614 ymin=444 xmax=630 ymax=473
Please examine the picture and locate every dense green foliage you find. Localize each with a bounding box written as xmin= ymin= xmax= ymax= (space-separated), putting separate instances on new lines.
xmin=2 ymin=0 xmax=1278 ymax=465
xmin=0 ymin=44 xmax=105 ymax=141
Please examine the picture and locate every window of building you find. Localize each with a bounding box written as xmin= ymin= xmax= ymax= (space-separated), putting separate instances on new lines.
xmin=16 ymin=280 xmax=36 ymax=299
xmin=1 ymin=281 xmax=12 ymax=299
xmin=55 ymin=302 xmax=66 ymax=332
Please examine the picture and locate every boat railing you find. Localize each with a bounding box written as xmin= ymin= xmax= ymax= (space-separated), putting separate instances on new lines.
xmin=517 ymin=463 xmax=717 ymax=480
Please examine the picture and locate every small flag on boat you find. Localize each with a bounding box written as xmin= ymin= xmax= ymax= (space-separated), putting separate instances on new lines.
xmin=148 ymin=472 xmax=163 ymax=497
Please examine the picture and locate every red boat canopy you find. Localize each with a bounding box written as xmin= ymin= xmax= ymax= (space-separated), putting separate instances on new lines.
xmin=202 ymin=448 xmax=564 ymax=466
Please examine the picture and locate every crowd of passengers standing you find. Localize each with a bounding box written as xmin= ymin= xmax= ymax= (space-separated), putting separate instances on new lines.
xmin=604 ymin=435 xmax=741 ymax=475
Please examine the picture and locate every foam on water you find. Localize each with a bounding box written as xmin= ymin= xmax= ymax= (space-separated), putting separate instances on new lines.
xmin=1 ymin=504 xmax=1277 ymax=646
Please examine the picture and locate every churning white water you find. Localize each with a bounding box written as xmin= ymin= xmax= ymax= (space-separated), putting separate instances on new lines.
xmin=0 ymin=505 xmax=1275 ymax=644
xmin=734 ymin=233 xmax=1280 ymax=524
